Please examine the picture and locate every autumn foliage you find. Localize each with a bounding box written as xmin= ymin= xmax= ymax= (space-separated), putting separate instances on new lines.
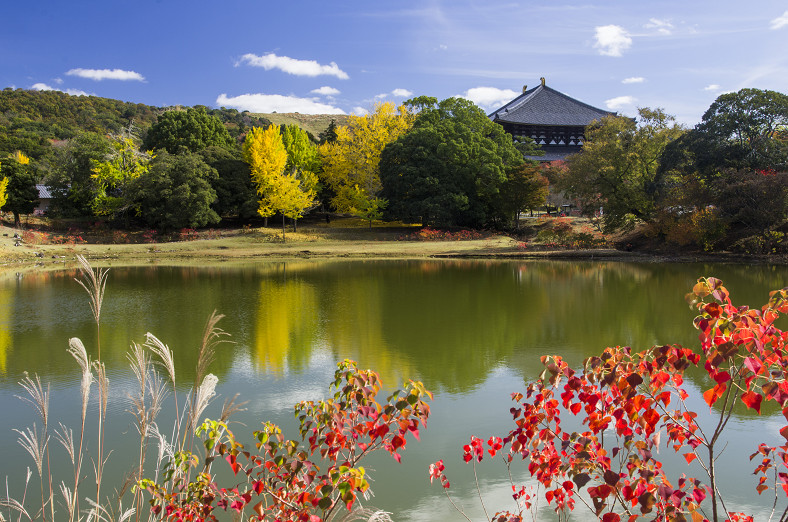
xmin=431 ymin=277 xmax=788 ymax=521
xmin=139 ymin=360 xmax=431 ymax=521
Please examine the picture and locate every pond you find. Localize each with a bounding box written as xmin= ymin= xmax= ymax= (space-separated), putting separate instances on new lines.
xmin=0 ymin=259 xmax=786 ymax=520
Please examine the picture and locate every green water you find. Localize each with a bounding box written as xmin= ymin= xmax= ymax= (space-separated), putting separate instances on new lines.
xmin=0 ymin=259 xmax=785 ymax=520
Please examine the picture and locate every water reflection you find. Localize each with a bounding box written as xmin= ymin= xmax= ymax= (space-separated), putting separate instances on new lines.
xmin=0 ymin=260 xmax=786 ymax=520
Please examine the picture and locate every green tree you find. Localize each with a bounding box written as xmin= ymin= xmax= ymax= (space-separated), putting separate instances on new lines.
xmin=557 ymin=107 xmax=684 ymax=232
xmin=1 ymin=151 xmax=39 ymax=227
xmin=319 ymin=103 xmax=414 ymax=226
xmin=318 ymin=119 xmax=338 ymax=145
xmin=43 ymin=132 xmax=113 ymax=217
xmin=199 ymin=146 xmax=257 ymax=220
xmin=380 ymin=97 xmax=523 ymax=227
xmin=495 ymin=163 xmax=550 ymax=227
xmin=126 ymin=151 xmax=220 ymax=231
xmin=280 ymin=124 xmax=320 ymax=230
xmin=143 ymin=107 xmax=235 ymax=154
xmin=91 ymin=135 xmax=154 ymax=220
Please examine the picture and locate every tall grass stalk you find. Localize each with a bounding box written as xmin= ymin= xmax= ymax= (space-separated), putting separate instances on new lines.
xmin=93 ymin=361 xmax=109 ymax=522
xmin=74 ymin=254 xmax=109 ymax=361
xmin=16 ymin=374 xmax=52 ymax=522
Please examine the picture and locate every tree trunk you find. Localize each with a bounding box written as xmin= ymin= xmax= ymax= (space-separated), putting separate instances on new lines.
xmin=293 ymin=218 xmax=297 ymax=233
xmin=13 ymin=211 xmax=20 ymax=228
xmin=281 ymin=214 xmax=286 ymax=242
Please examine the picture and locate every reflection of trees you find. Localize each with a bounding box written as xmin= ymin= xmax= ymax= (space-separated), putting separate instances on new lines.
xmin=0 ymin=285 xmax=12 ymax=373
xmin=253 ymin=272 xmax=318 ymax=374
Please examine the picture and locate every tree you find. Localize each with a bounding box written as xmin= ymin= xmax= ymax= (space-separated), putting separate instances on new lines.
xmin=42 ymin=132 xmax=113 ymax=217
xmin=319 ymin=102 xmax=414 ymax=226
xmin=494 ymin=162 xmax=549 ymax=227
xmin=91 ymin=135 xmax=153 ymax=220
xmin=199 ymin=146 xmax=257 ymax=220
xmin=143 ymin=106 xmax=235 ymax=154
xmin=1 ymin=151 xmax=39 ymax=227
xmin=696 ymin=88 xmax=788 ymax=172
xmin=431 ymin=277 xmax=788 ymax=522
xmin=126 ymin=151 xmax=220 ymax=231
xmin=280 ymin=124 xmax=320 ymax=231
xmin=318 ymin=119 xmax=339 ymax=145
xmin=557 ymin=108 xmax=684 ymax=232
xmin=243 ymin=125 xmax=316 ymax=239
xmin=379 ymin=97 xmax=523 ymax=227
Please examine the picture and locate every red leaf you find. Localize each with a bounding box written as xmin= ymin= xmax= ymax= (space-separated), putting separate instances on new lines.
xmin=684 ymin=453 xmax=697 ymax=464
xmin=741 ymin=391 xmax=763 ymax=414
xmin=744 ymin=356 xmax=763 ymax=375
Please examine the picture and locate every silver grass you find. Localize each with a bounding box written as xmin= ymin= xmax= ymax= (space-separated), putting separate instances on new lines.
xmin=339 ymin=510 xmax=393 ymax=522
xmin=68 ymin=338 xmax=93 ymax=421
xmin=143 ymin=333 xmax=174 ymax=385
xmin=58 ymin=483 xmax=75 ymax=521
xmin=54 ymin=423 xmax=76 ymax=466
xmin=0 ymin=498 xmax=32 ymax=522
xmin=94 ymin=362 xmax=108 ymax=420
xmin=219 ymin=394 xmax=247 ymax=423
xmin=193 ymin=311 xmax=230 ymax=392
xmin=16 ymin=373 xmax=49 ymax=429
xmin=189 ymin=374 xmax=218 ymax=431
xmin=14 ymin=426 xmax=47 ymax=477
xmin=74 ymin=255 xmax=109 ymax=327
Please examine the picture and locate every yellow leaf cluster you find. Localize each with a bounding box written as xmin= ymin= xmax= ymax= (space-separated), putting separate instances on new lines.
xmin=319 ymin=102 xmax=414 ymax=217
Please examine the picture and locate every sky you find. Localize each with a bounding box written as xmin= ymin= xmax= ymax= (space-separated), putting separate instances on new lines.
xmin=2 ymin=0 xmax=787 ymax=126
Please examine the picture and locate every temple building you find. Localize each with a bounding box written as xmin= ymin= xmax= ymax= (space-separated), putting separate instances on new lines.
xmin=488 ymin=78 xmax=615 ymax=162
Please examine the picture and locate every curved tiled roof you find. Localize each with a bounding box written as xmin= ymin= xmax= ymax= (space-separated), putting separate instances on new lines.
xmin=489 ymin=84 xmax=614 ymax=126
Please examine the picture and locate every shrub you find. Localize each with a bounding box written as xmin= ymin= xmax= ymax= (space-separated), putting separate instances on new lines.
xmin=431 ymin=277 xmax=788 ymax=522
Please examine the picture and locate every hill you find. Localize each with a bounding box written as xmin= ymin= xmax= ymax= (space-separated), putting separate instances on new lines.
xmin=0 ymin=89 xmax=272 ymax=158
xmin=253 ymin=113 xmax=351 ymax=140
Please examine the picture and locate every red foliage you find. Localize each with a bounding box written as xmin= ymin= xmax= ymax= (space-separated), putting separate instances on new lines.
xmin=431 ymin=277 xmax=788 ymax=521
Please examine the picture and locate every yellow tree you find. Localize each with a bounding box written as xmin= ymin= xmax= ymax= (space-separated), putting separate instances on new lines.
xmin=319 ymin=102 xmax=414 ymax=226
xmin=243 ymin=125 xmax=317 ymax=239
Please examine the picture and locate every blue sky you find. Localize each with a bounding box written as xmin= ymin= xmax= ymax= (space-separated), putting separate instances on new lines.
xmin=2 ymin=0 xmax=787 ymax=125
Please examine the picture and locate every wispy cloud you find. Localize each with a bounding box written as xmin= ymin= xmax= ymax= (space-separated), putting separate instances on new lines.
xmin=644 ymin=18 xmax=674 ymax=35
xmin=236 ymin=53 xmax=349 ymax=79
xmin=770 ymin=10 xmax=788 ymax=30
xmin=66 ymin=68 xmax=145 ymax=81
xmin=311 ymin=86 xmax=340 ymax=96
xmin=593 ymin=25 xmax=632 ymax=57
xmin=457 ymin=86 xmax=519 ymax=109
xmin=351 ymin=106 xmax=369 ymax=116
xmin=375 ymin=88 xmax=414 ymax=99
xmin=216 ymin=93 xmax=345 ymax=114
xmin=622 ymin=77 xmax=645 ymax=84
xmin=704 ymin=84 xmax=721 ymax=92
xmin=605 ymin=95 xmax=637 ymax=110
xmin=31 ymin=83 xmax=88 ymax=96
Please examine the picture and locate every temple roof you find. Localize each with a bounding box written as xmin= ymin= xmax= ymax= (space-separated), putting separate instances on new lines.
xmin=489 ymin=81 xmax=615 ymax=126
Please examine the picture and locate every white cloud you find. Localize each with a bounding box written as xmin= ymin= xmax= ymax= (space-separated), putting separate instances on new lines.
xmin=704 ymin=84 xmax=721 ymax=92
xmin=644 ymin=18 xmax=674 ymax=35
xmin=216 ymin=93 xmax=345 ymax=114
xmin=593 ymin=25 xmax=632 ymax=57
xmin=311 ymin=86 xmax=341 ymax=96
xmin=622 ymin=77 xmax=644 ymax=84
xmin=439 ymin=44 xmax=448 ymax=50
xmin=605 ymin=95 xmax=637 ymax=110
xmin=236 ymin=53 xmax=349 ymax=79
xmin=66 ymin=68 xmax=145 ymax=81
xmin=457 ymin=86 xmax=519 ymax=109
xmin=351 ymin=107 xmax=369 ymax=116
xmin=770 ymin=11 xmax=788 ymax=30
xmin=391 ymin=88 xmax=413 ymax=97
xmin=375 ymin=88 xmax=414 ymax=100
xmin=31 ymin=83 xmax=88 ymax=96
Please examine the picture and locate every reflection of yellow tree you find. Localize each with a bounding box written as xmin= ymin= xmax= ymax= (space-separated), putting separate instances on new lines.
xmin=322 ymin=270 xmax=415 ymax=386
xmin=0 ymin=286 xmax=11 ymax=372
xmin=254 ymin=275 xmax=318 ymax=374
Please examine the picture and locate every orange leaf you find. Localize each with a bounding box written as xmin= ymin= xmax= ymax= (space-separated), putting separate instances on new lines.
xmin=684 ymin=453 xmax=697 ymax=464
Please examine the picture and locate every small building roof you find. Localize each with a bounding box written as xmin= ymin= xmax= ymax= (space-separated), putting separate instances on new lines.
xmin=36 ymin=184 xmax=53 ymax=199
xmin=489 ymin=80 xmax=615 ymax=127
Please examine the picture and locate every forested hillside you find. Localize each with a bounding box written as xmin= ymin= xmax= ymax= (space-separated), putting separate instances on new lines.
xmin=0 ymin=88 xmax=272 ymax=158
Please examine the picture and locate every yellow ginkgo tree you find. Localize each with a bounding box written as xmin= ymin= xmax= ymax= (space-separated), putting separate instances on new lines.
xmin=319 ymin=102 xmax=414 ymax=227
xmin=243 ymin=125 xmax=317 ymax=240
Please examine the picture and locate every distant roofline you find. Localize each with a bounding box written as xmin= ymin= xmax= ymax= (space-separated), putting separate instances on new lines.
xmin=488 ymin=81 xmax=616 ymax=123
